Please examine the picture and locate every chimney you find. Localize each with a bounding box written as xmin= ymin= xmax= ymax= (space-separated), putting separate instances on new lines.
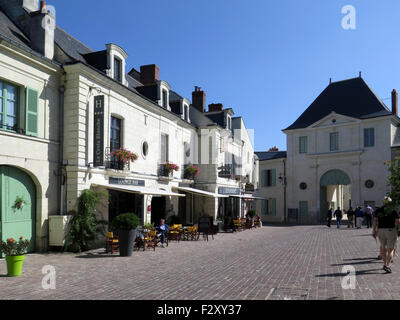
xmin=140 ymin=64 xmax=159 ymax=85
xmin=29 ymin=2 xmax=55 ymax=60
xmin=208 ymin=103 xmax=223 ymax=112
xmin=392 ymin=89 xmax=398 ymax=116
xmin=192 ymin=86 xmax=206 ymax=113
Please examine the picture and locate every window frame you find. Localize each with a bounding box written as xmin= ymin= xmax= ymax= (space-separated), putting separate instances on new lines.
xmin=364 ymin=128 xmax=375 ymax=148
xmin=0 ymin=81 xmax=19 ymax=133
xmin=113 ymin=57 xmax=122 ymax=82
xmin=299 ymin=136 xmax=308 ymax=154
xmin=110 ymin=116 xmax=122 ymax=152
xmin=330 ymin=132 xmax=339 ymax=152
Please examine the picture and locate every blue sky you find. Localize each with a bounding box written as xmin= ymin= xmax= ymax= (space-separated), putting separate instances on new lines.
xmin=51 ymin=0 xmax=400 ymax=151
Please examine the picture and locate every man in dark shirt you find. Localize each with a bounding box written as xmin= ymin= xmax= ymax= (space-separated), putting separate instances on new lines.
xmin=334 ymin=207 xmax=343 ymax=229
xmin=373 ymin=197 xmax=400 ymax=273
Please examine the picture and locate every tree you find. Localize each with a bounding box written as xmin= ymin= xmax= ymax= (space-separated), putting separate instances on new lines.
xmin=64 ymin=189 xmax=108 ymax=253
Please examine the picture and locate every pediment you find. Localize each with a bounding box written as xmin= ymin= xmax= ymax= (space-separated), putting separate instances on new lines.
xmin=310 ymin=112 xmax=359 ymax=128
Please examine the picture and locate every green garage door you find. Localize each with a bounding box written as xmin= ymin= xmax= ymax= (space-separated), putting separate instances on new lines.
xmin=0 ymin=166 xmax=36 ymax=256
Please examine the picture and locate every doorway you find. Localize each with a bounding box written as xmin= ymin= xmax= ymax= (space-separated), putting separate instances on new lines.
xmin=320 ymin=170 xmax=351 ymax=222
xmin=151 ymin=196 xmax=166 ymax=224
xmin=0 ymin=166 xmax=36 ymax=255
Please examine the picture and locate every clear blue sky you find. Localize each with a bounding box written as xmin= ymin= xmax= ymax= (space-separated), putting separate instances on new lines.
xmin=51 ymin=0 xmax=400 ymax=151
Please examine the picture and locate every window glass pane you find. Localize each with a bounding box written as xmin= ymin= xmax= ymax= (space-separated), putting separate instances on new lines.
xmin=6 ymin=85 xmax=16 ymax=100
xmin=0 ymin=82 xmax=3 ymax=97
xmin=6 ymin=100 xmax=17 ymax=116
xmin=6 ymin=115 xmax=16 ymax=128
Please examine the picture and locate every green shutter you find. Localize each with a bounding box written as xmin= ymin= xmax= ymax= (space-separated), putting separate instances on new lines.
xmin=25 ymin=87 xmax=39 ymax=136
xmin=261 ymin=170 xmax=266 ymax=187
xmin=272 ymin=198 xmax=276 ymax=216
xmin=271 ymin=169 xmax=276 ymax=186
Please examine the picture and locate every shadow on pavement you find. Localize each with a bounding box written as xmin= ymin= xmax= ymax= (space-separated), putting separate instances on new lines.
xmin=315 ymin=268 xmax=384 ymax=277
xmin=330 ymin=260 xmax=380 ymax=266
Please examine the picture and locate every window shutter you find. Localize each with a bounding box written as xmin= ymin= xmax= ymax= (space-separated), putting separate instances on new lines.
xmin=25 ymin=87 xmax=39 ymax=136
xmin=261 ymin=170 xmax=266 ymax=187
xmin=271 ymin=198 xmax=276 ymax=216
xmin=271 ymin=169 xmax=276 ymax=186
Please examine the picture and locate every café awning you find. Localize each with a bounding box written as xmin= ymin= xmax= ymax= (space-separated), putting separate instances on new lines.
xmin=92 ymin=183 xmax=186 ymax=197
xmin=172 ymin=186 xmax=228 ymax=198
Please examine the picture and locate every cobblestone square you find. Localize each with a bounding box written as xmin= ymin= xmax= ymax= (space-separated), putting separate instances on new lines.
xmin=0 ymin=225 xmax=397 ymax=300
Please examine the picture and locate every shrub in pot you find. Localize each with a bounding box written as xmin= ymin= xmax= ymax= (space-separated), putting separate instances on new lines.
xmin=111 ymin=213 xmax=140 ymax=256
xmin=0 ymin=237 xmax=30 ymax=277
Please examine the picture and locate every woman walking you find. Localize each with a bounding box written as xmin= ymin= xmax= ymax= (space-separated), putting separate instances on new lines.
xmin=372 ymin=197 xmax=400 ymax=273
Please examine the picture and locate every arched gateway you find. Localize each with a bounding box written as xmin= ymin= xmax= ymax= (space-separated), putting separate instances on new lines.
xmin=0 ymin=166 xmax=36 ymax=256
xmin=320 ymin=169 xmax=351 ymax=222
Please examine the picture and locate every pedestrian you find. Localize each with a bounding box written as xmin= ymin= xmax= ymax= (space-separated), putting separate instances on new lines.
xmin=355 ymin=206 xmax=364 ymax=229
xmin=156 ymin=219 xmax=169 ymax=248
xmin=327 ymin=207 xmax=333 ymax=228
xmin=372 ymin=197 xmax=400 ymax=273
xmin=347 ymin=207 xmax=354 ymax=228
xmin=365 ymin=205 xmax=374 ymax=228
xmin=334 ymin=207 xmax=343 ymax=229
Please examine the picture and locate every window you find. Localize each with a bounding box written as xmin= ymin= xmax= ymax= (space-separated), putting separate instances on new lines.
xmin=0 ymin=82 xmax=18 ymax=132
xmin=183 ymin=104 xmax=189 ymax=121
xmin=114 ymin=57 xmax=122 ymax=82
xmin=364 ymin=128 xmax=375 ymax=147
xmin=162 ymin=90 xmax=168 ymax=109
xmin=299 ymin=136 xmax=308 ymax=153
xmin=110 ymin=116 xmax=121 ymax=152
xmin=261 ymin=198 xmax=276 ymax=216
xmin=160 ymin=134 xmax=169 ymax=163
xmin=330 ymin=132 xmax=339 ymax=151
xmin=261 ymin=169 xmax=276 ymax=187
xmin=142 ymin=141 xmax=149 ymax=158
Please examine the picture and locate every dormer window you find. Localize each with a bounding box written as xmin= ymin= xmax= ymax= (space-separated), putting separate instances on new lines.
xmin=114 ymin=57 xmax=122 ymax=82
xmin=162 ymin=89 xmax=168 ymax=109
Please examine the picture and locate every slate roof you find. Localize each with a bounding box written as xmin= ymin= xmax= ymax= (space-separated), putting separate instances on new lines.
xmin=255 ymin=151 xmax=287 ymax=161
xmin=0 ymin=9 xmax=31 ymax=50
xmin=285 ymin=77 xmax=393 ymax=131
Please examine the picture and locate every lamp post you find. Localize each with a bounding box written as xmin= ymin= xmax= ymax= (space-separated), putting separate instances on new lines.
xmin=278 ymin=159 xmax=287 ymax=224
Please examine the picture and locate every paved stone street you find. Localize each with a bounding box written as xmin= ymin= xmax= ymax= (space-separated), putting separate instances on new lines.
xmin=0 ymin=224 xmax=399 ymax=300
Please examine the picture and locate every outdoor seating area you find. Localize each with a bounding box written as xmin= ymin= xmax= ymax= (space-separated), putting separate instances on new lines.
xmin=105 ymin=215 xmax=262 ymax=255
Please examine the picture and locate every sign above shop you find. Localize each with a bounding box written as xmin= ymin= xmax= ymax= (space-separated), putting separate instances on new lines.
xmin=109 ymin=177 xmax=145 ymax=186
xmin=93 ymin=95 xmax=105 ymax=167
xmin=218 ymin=187 xmax=241 ymax=195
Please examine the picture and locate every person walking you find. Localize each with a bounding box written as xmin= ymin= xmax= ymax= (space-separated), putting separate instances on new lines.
xmin=365 ymin=205 xmax=374 ymax=228
xmin=355 ymin=206 xmax=364 ymax=229
xmin=347 ymin=207 xmax=354 ymax=228
xmin=373 ymin=197 xmax=400 ymax=273
xmin=327 ymin=207 xmax=333 ymax=228
xmin=334 ymin=207 xmax=343 ymax=229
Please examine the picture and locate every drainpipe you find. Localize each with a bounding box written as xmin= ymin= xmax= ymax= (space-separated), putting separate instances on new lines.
xmin=59 ymin=82 xmax=65 ymax=215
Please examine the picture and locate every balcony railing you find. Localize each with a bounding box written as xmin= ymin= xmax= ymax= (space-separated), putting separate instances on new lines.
xmin=218 ymin=164 xmax=233 ymax=179
xmin=105 ymin=147 xmax=131 ymax=171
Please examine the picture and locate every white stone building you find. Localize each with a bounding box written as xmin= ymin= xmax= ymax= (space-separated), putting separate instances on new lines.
xmin=257 ymin=76 xmax=400 ymax=224
xmin=0 ymin=0 xmax=258 ymax=251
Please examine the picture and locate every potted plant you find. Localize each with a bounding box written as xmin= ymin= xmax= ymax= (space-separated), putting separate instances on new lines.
xmin=184 ymin=165 xmax=200 ymax=180
xmin=111 ymin=148 xmax=138 ymax=170
xmin=12 ymin=196 xmax=28 ymax=210
xmin=111 ymin=213 xmax=140 ymax=257
xmin=163 ymin=162 xmax=180 ymax=177
xmin=0 ymin=237 xmax=30 ymax=277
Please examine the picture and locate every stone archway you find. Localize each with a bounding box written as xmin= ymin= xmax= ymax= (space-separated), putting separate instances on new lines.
xmin=320 ymin=169 xmax=351 ymax=222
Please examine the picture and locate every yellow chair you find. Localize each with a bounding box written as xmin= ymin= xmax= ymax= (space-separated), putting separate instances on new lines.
xmin=233 ymin=219 xmax=242 ymax=231
xmin=168 ymin=225 xmax=182 ymax=242
xmin=106 ymin=232 xmax=119 ymax=254
xmin=143 ymin=230 xmax=157 ymax=251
